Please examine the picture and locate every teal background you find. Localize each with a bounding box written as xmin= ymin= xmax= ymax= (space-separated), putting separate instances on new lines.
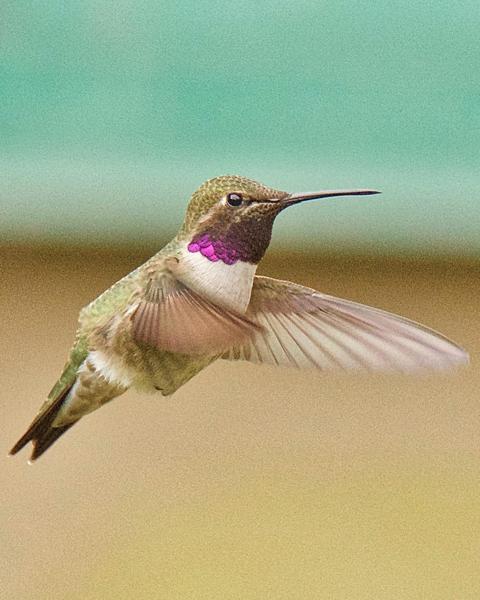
xmin=1 ymin=1 xmax=479 ymax=255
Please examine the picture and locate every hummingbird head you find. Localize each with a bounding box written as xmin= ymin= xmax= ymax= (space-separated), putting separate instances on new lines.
xmin=180 ymin=175 xmax=379 ymax=266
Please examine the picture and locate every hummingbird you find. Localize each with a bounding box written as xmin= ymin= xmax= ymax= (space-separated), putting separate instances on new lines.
xmin=10 ymin=175 xmax=468 ymax=461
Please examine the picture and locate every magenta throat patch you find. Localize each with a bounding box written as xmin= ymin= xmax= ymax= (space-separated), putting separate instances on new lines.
xmin=188 ymin=234 xmax=239 ymax=265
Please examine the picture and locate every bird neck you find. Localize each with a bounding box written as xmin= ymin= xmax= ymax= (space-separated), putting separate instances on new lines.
xmin=183 ymin=208 xmax=276 ymax=263
xmin=174 ymin=237 xmax=258 ymax=313
xmin=173 ymin=212 xmax=276 ymax=312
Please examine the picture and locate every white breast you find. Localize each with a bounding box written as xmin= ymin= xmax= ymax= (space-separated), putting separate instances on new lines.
xmin=176 ymin=244 xmax=257 ymax=313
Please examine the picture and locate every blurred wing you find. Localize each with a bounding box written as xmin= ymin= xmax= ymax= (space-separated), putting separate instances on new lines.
xmin=223 ymin=276 xmax=468 ymax=372
xmin=131 ymin=267 xmax=261 ymax=355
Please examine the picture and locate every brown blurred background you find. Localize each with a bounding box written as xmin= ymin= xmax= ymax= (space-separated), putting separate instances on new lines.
xmin=2 ymin=245 xmax=479 ymax=599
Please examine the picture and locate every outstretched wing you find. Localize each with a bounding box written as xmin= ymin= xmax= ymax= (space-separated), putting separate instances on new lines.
xmin=223 ymin=276 xmax=468 ymax=372
xmin=130 ymin=258 xmax=261 ymax=355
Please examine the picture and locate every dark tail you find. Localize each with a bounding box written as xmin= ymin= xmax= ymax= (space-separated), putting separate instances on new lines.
xmin=9 ymin=384 xmax=78 ymax=461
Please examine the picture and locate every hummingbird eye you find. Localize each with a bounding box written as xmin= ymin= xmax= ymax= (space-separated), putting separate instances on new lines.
xmin=225 ymin=192 xmax=243 ymax=207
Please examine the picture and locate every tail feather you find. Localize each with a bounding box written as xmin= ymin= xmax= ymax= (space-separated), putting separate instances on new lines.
xmin=9 ymin=383 xmax=78 ymax=461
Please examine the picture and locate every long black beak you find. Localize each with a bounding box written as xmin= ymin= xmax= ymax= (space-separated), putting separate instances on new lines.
xmin=277 ymin=188 xmax=380 ymax=208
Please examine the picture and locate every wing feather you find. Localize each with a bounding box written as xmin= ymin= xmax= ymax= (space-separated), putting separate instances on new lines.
xmin=223 ymin=276 xmax=468 ymax=372
xmin=131 ymin=266 xmax=261 ymax=355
